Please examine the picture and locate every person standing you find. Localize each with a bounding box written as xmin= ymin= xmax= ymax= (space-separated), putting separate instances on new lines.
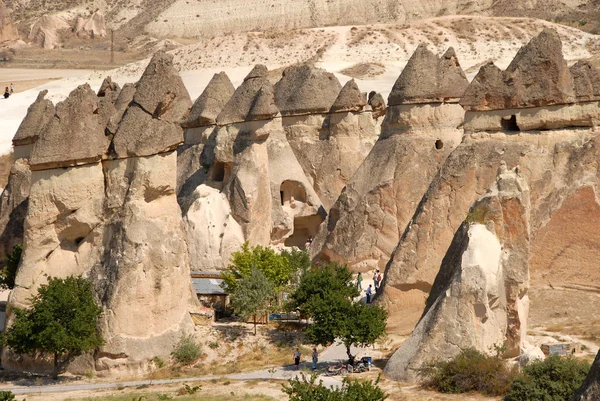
xmin=365 ymin=285 xmax=373 ymax=304
xmin=357 ymin=272 xmax=363 ymax=290
xmin=3 ymin=87 xmax=9 ymax=99
xmin=9 ymin=83 xmax=14 ymax=94
xmin=311 ymin=348 xmax=319 ymax=370
xmin=293 ymin=348 xmax=301 ymax=370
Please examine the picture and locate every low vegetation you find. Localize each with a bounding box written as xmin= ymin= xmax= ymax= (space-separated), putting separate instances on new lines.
xmin=0 ymin=244 xmax=21 ymax=290
xmin=0 ymin=391 xmax=16 ymax=401
xmin=421 ymin=348 xmax=516 ymax=396
xmin=504 ymin=356 xmax=590 ymax=401
xmin=422 ymin=349 xmax=591 ymax=401
xmin=171 ymin=334 xmax=202 ymax=365
xmin=282 ymin=373 xmax=387 ymax=401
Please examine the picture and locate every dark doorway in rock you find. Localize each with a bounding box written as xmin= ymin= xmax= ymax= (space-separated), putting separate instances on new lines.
xmin=435 ymin=139 xmax=444 ymax=150
xmin=280 ymin=191 xmax=284 ymax=206
xmin=284 ymin=215 xmax=324 ymax=248
xmin=212 ymin=162 xmax=225 ymax=182
xmin=280 ymin=180 xmax=307 ymax=206
xmin=501 ymin=115 xmax=520 ymax=132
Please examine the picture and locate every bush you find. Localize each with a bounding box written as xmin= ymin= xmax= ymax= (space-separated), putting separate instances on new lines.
xmin=504 ymin=356 xmax=590 ymax=401
xmin=0 ymin=391 xmax=15 ymax=401
xmin=282 ymin=373 xmax=387 ymax=401
xmin=421 ymin=348 xmax=516 ymax=396
xmin=171 ymin=334 xmax=202 ymax=365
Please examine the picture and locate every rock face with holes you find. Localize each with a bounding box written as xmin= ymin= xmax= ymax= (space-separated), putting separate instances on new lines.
xmin=384 ymin=166 xmax=531 ymax=381
xmin=379 ymin=28 xmax=600 ymax=339
xmin=4 ymin=51 xmax=197 ymax=377
xmin=572 ymin=350 xmax=600 ymax=401
xmin=314 ymin=45 xmax=467 ymax=277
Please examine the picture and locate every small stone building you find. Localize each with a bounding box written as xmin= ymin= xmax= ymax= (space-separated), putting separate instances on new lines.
xmin=191 ymin=271 xmax=229 ymax=314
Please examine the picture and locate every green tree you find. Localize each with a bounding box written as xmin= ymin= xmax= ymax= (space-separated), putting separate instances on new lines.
xmin=280 ymin=247 xmax=311 ymax=286
xmin=2 ymin=276 xmax=104 ymax=379
xmin=0 ymin=244 xmax=22 ymax=290
xmin=229 ymin=267 xmax=275 ymax=335
xmin=222 ymin=243 xmax=295 ymax=293
xmin=282 ymin=373 xmax=387 ymax=401
xmin=504 ymin=355 xmax=590 ymax=401
xmin=290 ymin=264 xmax=387 ymax=362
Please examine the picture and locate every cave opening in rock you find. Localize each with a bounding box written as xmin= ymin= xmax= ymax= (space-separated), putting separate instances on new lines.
xmin=212 ymin=161 xmax=225 ymax=182
xmin=284 ymin=214 xmax=323 ymax=248
xmin=501 ymin=115 xmax=520 ymax=132
xmin=280 ymin=180 xmax=307 ymax=207
xmin=435 ymin=139 xmax=444 ymax=150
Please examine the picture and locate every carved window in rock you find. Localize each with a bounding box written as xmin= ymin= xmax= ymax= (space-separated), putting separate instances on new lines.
xmin=501 ymin=115 xmax=520 ymax=132
xmin=280 ymin=180 xmax=307 ymax=208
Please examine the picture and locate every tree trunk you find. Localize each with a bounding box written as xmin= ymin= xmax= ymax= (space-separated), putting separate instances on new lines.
xmin=52 ymin=352 xmax=59 ymax=380
xmin=253 ymin=314 xmax=257 ymax=336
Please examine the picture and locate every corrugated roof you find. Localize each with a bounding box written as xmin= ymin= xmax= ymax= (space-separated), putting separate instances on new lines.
xmin=193 ymin=277 xmax=227 ymax=295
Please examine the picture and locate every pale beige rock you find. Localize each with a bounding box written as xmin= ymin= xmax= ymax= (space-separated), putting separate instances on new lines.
xmin=28 ymin=15 xmax=70 ymax=49
xmin=74 ymin=11 xmax=107 ymax=39
xmin=0 ymin=0 xmax=18 ymax=42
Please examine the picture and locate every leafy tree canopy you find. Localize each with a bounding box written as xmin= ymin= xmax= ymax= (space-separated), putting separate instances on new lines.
xmin=2 ymin=276 xmax=103 ymax=379
xmin=282 ymin=373 xmax=387 ymax=401
xmin=229 ymin=267 xmax=274 ymax=335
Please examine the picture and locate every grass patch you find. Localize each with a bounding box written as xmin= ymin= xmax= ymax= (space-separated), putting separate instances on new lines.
xmin=67 ymin=393 xmax=275 ymax=401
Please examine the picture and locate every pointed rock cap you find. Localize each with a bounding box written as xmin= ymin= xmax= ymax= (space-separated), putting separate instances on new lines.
xmin=389 ymin=45 xmax=469 ymax=106
xmin=133 ymin=50 xmax=192 ymax=122
xmin=462 ymin=29 xmax=576 ymax=111
xmin=183 ymin=72 xmax=235 ymax=128
xmin=13 ymin=90 xmax=54 ymax=147
xmin=30 ymin=84 xmax=110 ymax=169
xmin=217 ymin=64 xmax=272 ymax=125
xmin=245 ymin=64 xmax=268 ymax=80
xmin=368 ymin=91 xmax=386 ymax=119
xmin=460 ymin=62 xmax=508 ymax=111
xmin=570 ymin=61 xmax=600 ymax=102
xmin=247 ymin=84 xmax=279 ymax=121
xmin=274 ymin=64 xmax=342 ymax=116
xmin=97 ymin=76 xmax=120 ymax=97
xmin=106 ymin=83 xmax=136 ymax=134
xmin=330 ymin=79 xmax=367 ymax=113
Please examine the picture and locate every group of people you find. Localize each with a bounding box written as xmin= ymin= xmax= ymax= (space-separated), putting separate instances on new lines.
xmin=293 ymin=347 xmax=319 ymax=370
xmin=3 ymin=83 xmax=14 ymax=99
xmin=357 ymin=269 xmax=382 ymax=304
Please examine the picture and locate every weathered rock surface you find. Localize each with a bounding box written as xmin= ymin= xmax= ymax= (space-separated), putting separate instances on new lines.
xmin=571 ymin=61 xmax=600 ymax=102
xmin=217 ymin=65 xmax=271 ymax=125
xmin=12 ymin=90 xmax=54 ymax=147
xmin=384 ymin=166 xmax=531 ymax=381
xmin=0 ymin=159 xmax=31 ymax=266
xmin=74 ymin=11 xmax=107 ymax=39
xmin=30 ymin=84 xmax=110 ymax=170
xmin=183 ymin=72 xmax=234 ymax=128
xmin=97 ymin=77 xmax=120 ymax=97
xmin=388 ymin=46 xmax=468 ymax=105
xmin=368 ymin=92 xmax=386 ymax=119
xmin=330 ymin=79 xmax=366 ymax=113
xmin=247 ymin=84 xmax=279 ymax=121
xmin=106 ymin=83 xmax=136 ymax=135
xmin=0 ymin=0 xmax=18 ymax=43
xmin=572 ymin=350 xmax=600 ymax=401
xmin=461 ymin=29 xmax=576 ymax=111
xmin=274 ymin=64 xmax=342 ymax=116
xmin=28 ymin=15 xmax=69 ymax=49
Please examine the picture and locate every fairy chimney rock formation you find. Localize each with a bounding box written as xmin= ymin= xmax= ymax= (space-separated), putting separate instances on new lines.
xmin=461 ymin=28 xmax=575 ymax=111
xmin=571 ymin=61 xmax=600 ymax=102
xmin=29 ymin=84 xmax=110 ymax=170
xmin=217 ymin=64 xmax=271 ymax=125
xmin=274 ymin=64 xmax=342 ymax=116
xmin=247 ymin=84 xmax=279 ymax=121
xmin=572 ymin=350 xmax=600 ymax=401
xmin=330 ymin=79 xmax=366 ymax=113
xmin=388 ymin=45 xmax=468 ymax=106
xmin=384 ymin=166 xmax=531 ymax=382
xmin=113 ymin=51 xmax=192 ymax=158
xmin=183 ymin=72 xmax=235 ymax=128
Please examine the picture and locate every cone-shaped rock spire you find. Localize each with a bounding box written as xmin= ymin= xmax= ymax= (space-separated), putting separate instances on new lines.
xmin=389 ymin=45 xmax=468 ymax=106
xmin=217 ymin=64 xmax=270 ymax=125
xmin=13 ymin=90 xmax=54 ymax=147
xmin=247 ymin=84 xmax=279 ymax=121
xmin=274 ymin=64 xmax=342 ymax=116
xmin=330 ymin=79 xmax=366 ymax=113
xmin=183 ymin=72 xmax=235 ymax=128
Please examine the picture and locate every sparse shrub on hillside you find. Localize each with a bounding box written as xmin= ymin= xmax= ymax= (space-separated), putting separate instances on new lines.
xmin=0 ymin=391 xmax=16 ymax=401
xmin=421 ymin=348 xmax=517 ymax=396
xmin=171 ymin=333 xmax=202 ymax=365
xmin=504 ymin=356 xmax=590 ymax=401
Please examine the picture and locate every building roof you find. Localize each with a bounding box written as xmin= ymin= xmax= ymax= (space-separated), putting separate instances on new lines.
xmin=192 ymin=277 xmax=227 ymax=296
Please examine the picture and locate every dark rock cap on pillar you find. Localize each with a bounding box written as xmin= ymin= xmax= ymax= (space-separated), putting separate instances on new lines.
xmin=274 ymin=64 xmax=342 ymax=116
xmin=329 ymin=79 xmax=367 ymax=113
xmin=388 ymin=45 xmax=468 ymax=106
xmin=183 ymin=72 xmax=235 ymax=128
xmin=30 ymin=84 xmax=110 ymax=169
xmin=12 ymin=90 xmax=54 ymax=147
